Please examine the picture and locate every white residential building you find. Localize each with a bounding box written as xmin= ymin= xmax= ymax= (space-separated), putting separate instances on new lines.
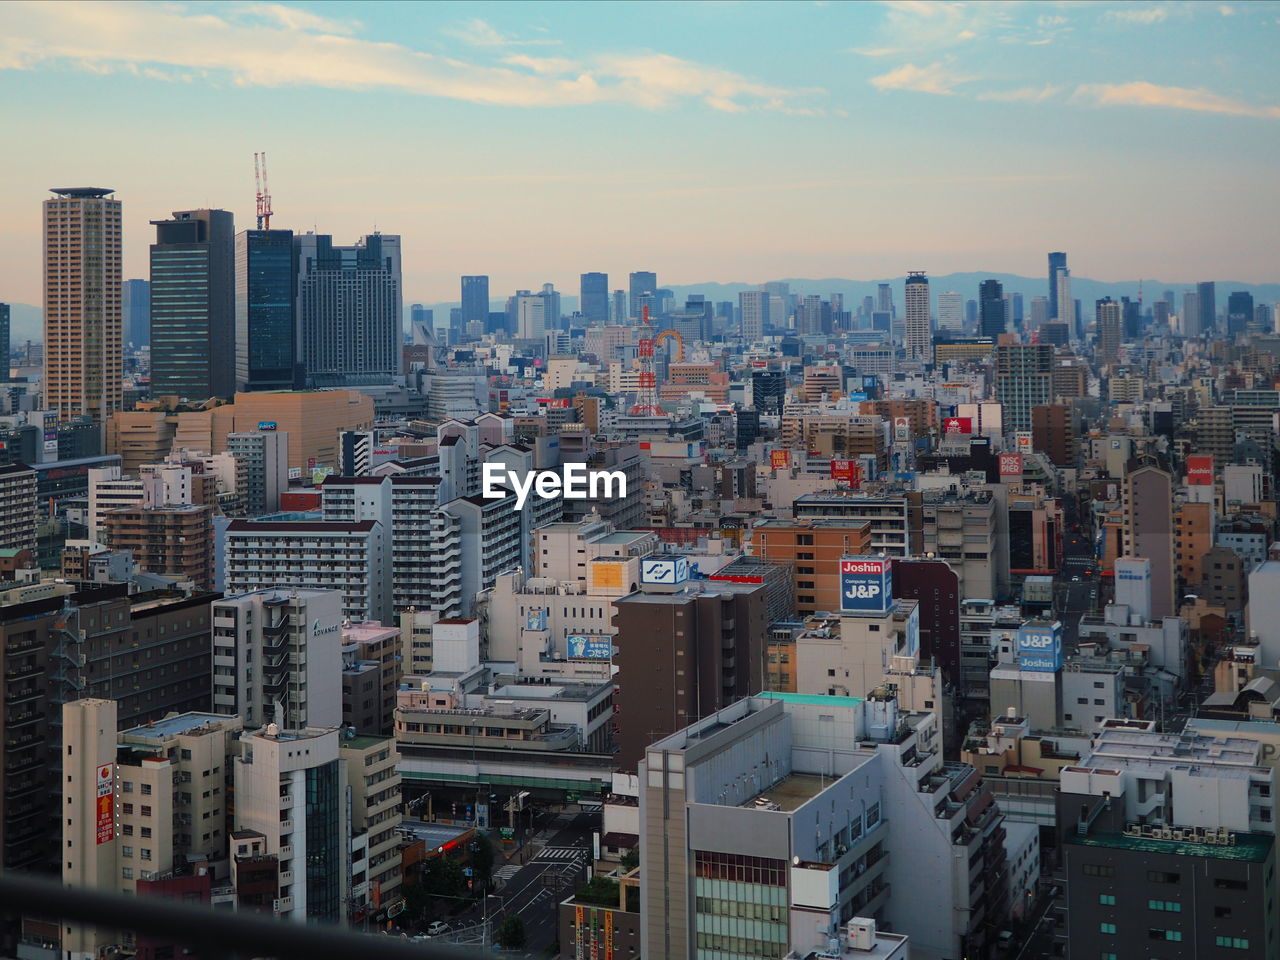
xmin=212 ymin=588 xmax=343 ymax=730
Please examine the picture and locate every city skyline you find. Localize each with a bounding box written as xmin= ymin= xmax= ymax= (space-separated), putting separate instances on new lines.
xmin=1 ymin=0 xmax=1278 ymax=305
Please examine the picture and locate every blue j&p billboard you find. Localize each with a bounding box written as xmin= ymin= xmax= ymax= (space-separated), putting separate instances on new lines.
xmin=840 ymin=557 xmax=893 ymax=615
xmin=1017 ymin=623 xmax=1063 ymax=673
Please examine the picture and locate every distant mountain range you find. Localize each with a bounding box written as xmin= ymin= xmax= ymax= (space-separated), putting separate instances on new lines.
xmin=7 ymin=273 xmax=1278 ymax=344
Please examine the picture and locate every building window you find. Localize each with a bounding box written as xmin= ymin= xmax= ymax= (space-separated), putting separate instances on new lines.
xmin=1215 ymin=937 xmax=1250 ymax=950
xmin=1099 ymin=923 xmax=1116 ymax=934
xmin=1099 ymin=894 xmax=1116 ymax=905
xmin=1214 ymin=878 xmax=1248 ymax=891
xmin=1084 ymin=864 xmax=1117 ymax=879
xmin=1148 ymin=900 xmax=1181 ymax=912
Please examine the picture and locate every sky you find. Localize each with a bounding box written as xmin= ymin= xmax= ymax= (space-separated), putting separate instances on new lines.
xmin=1 ymin=0 xmax=1278 ymax=305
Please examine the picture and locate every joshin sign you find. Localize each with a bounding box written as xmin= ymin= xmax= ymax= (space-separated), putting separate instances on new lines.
xmin=840 ymin=557 xmax=893 ymax=615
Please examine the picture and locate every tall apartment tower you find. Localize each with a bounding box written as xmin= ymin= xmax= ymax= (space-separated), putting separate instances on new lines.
xmin=1055 ymin=269 xmax=1074 ymax=336
xmin=149 ymin=208 xmax=235 ymax=399
xmin=295 ymin=233 xmax=402 ymax=386
xmin=995 ymin=342 xmax=1053 ymax=433
xmin=904 ymin=271 xmax=931 ymax=362
xmin=1197 ymin=280 xmax=1217 ymax=333
xmin=1227 ymin=290 xmax=1253 ymax=337
xmin=979 ymin=278 xmax=1005 ymax=338
xmin=44 ymin=187 xmax=123 ymax=426
xmin=460 ymin=275 xmax=489 ymax=327
xmin=937 ymin=290 xmax=964 ymax=332
xmin=629 ymin=271 xmax=657 ymax=321
xmin=1047 ymin=251 xmax=1067 ymax=320
xmin=0 ymin=302 xmax=9 ymax=370
xmin=739 ymin=290 xmax=768 ymax=340
xmin=1095 ymin=297 xmax=1122 ymax=365
xmin=580 ymin=272 xmax=609 ymax=324
xmin=235 ymin=229 xmax=297 ymax=391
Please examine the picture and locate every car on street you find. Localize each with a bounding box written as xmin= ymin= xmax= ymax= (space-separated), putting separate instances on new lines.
xmin=425 ymin=922 xmax=449 ymax=937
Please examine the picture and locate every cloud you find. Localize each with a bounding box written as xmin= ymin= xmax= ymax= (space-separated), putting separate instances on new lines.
xmin=234 ymin=3 xmax=359 ymax=35
xmin=0 ymin=1 xmax=818 ymax=114
xmin=851 ymin=0 xmax=1049 ymax=56
xmin=1074 ymin=81 xmax=1280 ymax=119
xmin=870 ymin=61 xmax=969 ymax=96
xmin=443 ymin=17 xmax=560 ymax=47
xmin=1104 ymin=7 xmax=1168 ymax=25
xmin=501 ymin=53 xmax=576 ymax=75
xmin=1219 ymin=4 xmax=1236 ymax=15
xmin=978 ymin=84 xmax=1062 ymax=102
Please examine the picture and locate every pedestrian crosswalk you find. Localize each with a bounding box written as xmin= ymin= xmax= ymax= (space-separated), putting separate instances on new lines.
xmin=534 ymin=846 xmax=588 ymax=862
xmin=494 ymin=864 xmax=522 ymax=880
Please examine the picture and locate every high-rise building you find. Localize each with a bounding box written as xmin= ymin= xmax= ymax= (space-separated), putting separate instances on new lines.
xmin=1055 ymin=269 xmax=1074 ymax=336
xmin=1181 ymin=290 xmax=1200 ymax=338
xmin=44 ymin=187 xmax=123 ymax=425
xmin=1029 ymin=296 xmax=1049 ymax=328
xmin=0 ymin=301 xmax=8 ymax=370
xmin=101 ymin=502 xmax=215 ymax=589
xmin=1009 ymin=291 xmax=1024 ymax=330
xmin=739 ymin=290 xmax=769 ymax=341
xmin=1096 ymin=297 xmax=1122 ymax=365
xmin=1047 ymin=251 xmax=1067 ymax=320
xmin=876 ymin=281 xmax=893 ymax=316
xmin=149 ymin=208 xmax=235 ymax=399
xmin=121 ymin=279 xmax=149 ymax=350
xmin=629 ymin=271 xmax=657 ymax=321
xmin=225 ymin=430 xmax=289 ymax=516
xmin=611 ymin=289 xmax=628 ymax=325
xmin=613 ymin=578 xmax=769 ymax=768
xmin=540 ymin=281 xmax=562 ymax=330
xmin=212 ymin=588 xmax=344 ymax=730
xmin=295 ymin=233 xmax=401 ymax=386
xmin=580 ymin=272 xmax=609 ymax=324
xmin=233 ymin=725 xmax=349 ymax=924
xmin=904 ymin=271 xmax=931 ymax=361
xmin=460 ymin=274 xmax=488 ymax=327
xmin=0 ymin=462 xmax=37 ymax=558
xmin=979 ymin=278 xmax=1005 ymax=338
xmin=235 ymin=228 xmax=297 ymax=391
xmin=937 ymin=290 xmax=963 ymax=332
xmin=1197 ymin=280 xmax=1217 ymax=333
xmin=965 ymin=298 xmax=978 ymax=329
xmin=514 ymin=289 xmax=546 ymax=339
xmin=1123 ymin=461 xmax=1175 ymax=620
xmin=995 ymin=342 xmax=1053 ymax=433
xmin=1228 ymin=291 xmax=1254 ymax=337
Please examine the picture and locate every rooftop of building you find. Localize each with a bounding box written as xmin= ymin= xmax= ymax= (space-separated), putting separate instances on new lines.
xmin=758 ymin=690 xmax=864 ymax=709
xmin=339 ymin=733 xmax=393 ymax=751
xmin=1080 ymin=727 xmax=1268 ymax=779
xmin=490 ymin=680 xmax=612 ymax=702
xmin=1067 ymin=829 xmax=1272 ymax=863
xmin=743 ymin=773 xmax=829 ymax=812
xmin=397 ymin=820 xmax=472 ymax=850
xmin=122 ymin=712 xmax=236 ymax=740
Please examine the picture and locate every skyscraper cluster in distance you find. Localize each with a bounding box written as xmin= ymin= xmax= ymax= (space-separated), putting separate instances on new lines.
xmin=3 ymin=177 xmax=1280 ymax=960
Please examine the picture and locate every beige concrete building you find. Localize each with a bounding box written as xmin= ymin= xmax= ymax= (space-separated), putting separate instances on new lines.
xmin=107 ymin=390 xmax=375 ymax=474
xmin=44 ymin=188 xmax=123 ymax=426
xmin=338 ymin=734 xmax=403 ymax=912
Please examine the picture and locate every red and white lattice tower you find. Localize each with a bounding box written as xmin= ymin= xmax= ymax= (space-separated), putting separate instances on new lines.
xmin=630 ymin=305 xmax=664 ymax=415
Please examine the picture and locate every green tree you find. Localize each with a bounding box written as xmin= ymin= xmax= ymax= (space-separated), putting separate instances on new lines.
xmin=420 ymin=857 xmax=466 ymax=898
xmin=497 ymin=914 xmax=526 ymax=949
xmin=471 ymin=835 xmax=495 ymax=886
xmin=575 ymin=876 xmax=620 ymax=907
xmin=619 ymin=847 xmax=639 ymax=872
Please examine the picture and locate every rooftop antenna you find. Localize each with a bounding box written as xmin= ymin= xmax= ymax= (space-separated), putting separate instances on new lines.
xmin=254 ymin=152 xmax=273 ymax=229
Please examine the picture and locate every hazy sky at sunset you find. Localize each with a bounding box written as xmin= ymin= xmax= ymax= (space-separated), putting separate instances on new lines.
xmin=1 ymin=0 xmax=1278 ymax=303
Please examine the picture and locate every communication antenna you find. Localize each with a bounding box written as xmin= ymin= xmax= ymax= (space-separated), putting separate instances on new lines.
xmin=254 ymin=152 xmax=274 ymax=229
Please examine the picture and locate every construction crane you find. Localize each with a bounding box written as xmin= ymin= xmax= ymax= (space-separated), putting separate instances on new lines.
xmin=254 ymin=152 xmax=274 ymax=229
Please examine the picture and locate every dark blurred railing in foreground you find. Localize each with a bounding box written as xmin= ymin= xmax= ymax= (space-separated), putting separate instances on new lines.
xmin=0 ymin=870 xmax=489 ymax=960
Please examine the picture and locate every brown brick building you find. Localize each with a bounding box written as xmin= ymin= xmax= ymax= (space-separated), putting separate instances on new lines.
xmin=749 ymin=518 xmax=873 ymax=617
xmin=101 ymin=503 xmax=215 ymax=589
